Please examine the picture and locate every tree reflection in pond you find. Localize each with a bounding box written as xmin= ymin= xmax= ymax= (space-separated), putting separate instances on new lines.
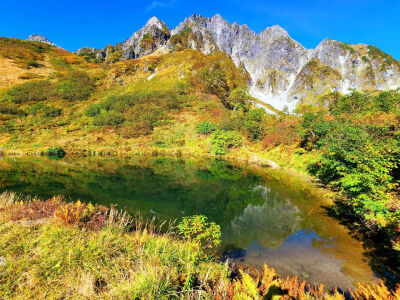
xmin=0 ymin=156 xmax=391 ymax=289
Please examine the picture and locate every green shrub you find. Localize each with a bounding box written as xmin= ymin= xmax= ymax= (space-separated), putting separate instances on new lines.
xmin=331 ymin=90 xmax=376 ymax=115
xmin=300 ymin=111 xmax=332 ymax=149
xmin=219 ymin=111 xmax=246 ymax=132
xmin=86 ymin=91 xmax=181 ymax=131
xmin=98 ymin=95 xmax=134 ymax=113
xmin=198 ymin=64 xmax=229 ymax=99
xmin=330 ymin=89 xmax=400 ymax=116
xmin=46 ymin=147 xmax=66 ymax=157
xmin=196 ymin=121 xmax=217 ymax=135
xmin=376 ymin=90 xmax=400 ymax=113
xmin=178 ymin=215 xmax=221 ymax=250
xmin=308 ymin=123 xmax=400 ymax=226
xmin=56 ymin=71 xmax=95 ymax=101
xmin=27 ymin=103 xmax=62 ymax=118
xmin=244 ymin=108 xmax=266 ymax=141
xmin=41 ymin=106 xmax=62 ymax=118
xmin=0 ymin=102 xmax=25 ymax=115
xmin=28 ymin=61 xmax=42 ymax=68
xmin=93 ymin=111 xmax=124 ymax=126
xmin=4 ymin=80 xmax=53 ymax=103
xmin=84 ymin=104 xmax=101 ymax=117
xmin=77 ymin=50 xmax=99 ymax=63
xmin=211 ymin=130 xmax=242 ymax=155
xmin=223 ymin=88 xmax=252 ymax=111
xmin=122 ymin=104 xmax=160 ymax=137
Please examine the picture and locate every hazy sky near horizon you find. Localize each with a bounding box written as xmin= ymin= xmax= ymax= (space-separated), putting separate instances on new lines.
xmin=1 ymin=0 xmax=399 ymax=59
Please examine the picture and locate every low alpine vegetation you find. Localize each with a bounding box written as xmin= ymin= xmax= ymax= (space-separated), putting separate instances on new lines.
xmin=196 ymin=121 xmax=218 ymax=135
xmin=1 ymin=192 xmax=399 ymax=299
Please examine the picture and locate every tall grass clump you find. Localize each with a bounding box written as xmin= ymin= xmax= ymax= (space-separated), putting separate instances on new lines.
xmin=0 ymin=191 xmax=30 ymax=209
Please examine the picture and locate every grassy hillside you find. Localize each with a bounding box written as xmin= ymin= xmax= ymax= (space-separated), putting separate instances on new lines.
xmin=0 ymin=38 xmax=257 ymax=157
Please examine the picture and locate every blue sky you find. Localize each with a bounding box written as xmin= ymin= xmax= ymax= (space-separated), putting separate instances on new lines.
xmin=1 ymin=0 xmax=399 ymax=59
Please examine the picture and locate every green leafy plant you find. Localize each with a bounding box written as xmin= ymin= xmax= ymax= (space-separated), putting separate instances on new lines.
xmin=196 ymin=121 xmax=217 ymax=135
xmin=93 ymin=111 xmax=124 ymax=126
xmin=211 ymin=130 xmax=242 ymax=155
xmin=84 ymin=104 xmax=101 ymax=117
xmin=4 ymin=80 xmax=53 ymax=103
xmin=198 ymin=64 xmax=229 ymax=100
xmin=178 ymin=215 xmax=221 ymax=250
xmin=308 ymin=123 xmax=399 ymax=226
xmin=0 ymin=102 xmax=25 ymax=115
xmin=28 ymin=61 xmax=43 ymax=68
xmin=224 ymin=88 xmax=252 ymax=112
xmin=244 ymin=108 xmax=266 ymax=141
xmin=27 ymin=103 xmax=62 ymax=118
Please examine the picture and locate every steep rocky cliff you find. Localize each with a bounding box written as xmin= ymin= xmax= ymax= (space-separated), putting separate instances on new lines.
xmin=168 ymin=14 xmax=400 ymax=110
xmin=75 ymin=14 xmax=400 ymax=111
xmin=76 ymin=17 xmax=170 ymax=63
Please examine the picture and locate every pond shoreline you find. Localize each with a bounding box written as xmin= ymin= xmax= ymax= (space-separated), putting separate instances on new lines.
xmin=0 ymin=192 xmax=398 ymax=299
xmin=0 ymin=146 xmax=281 ymax=169
xmin=0 ymin=155 xmax=392 ymax=286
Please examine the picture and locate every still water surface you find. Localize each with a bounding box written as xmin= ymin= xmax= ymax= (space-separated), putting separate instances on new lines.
xmin=0 ymin=156 xmax=393 ymax=289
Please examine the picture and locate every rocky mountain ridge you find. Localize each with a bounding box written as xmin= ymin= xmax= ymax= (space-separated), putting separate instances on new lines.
xmin=31 ymin=15 xmax=400 ymax=111
xmin=26 ymin=34 xmax=60 ymax=48
xmin=165 ymin=14 xmax=400 ymax=110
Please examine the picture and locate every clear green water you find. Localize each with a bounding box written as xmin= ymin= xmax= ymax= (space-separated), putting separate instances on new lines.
xmin=0 ymin=156 xmax=394 ymax=289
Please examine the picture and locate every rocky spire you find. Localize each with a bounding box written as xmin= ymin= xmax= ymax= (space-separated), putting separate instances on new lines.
xmin=120 ymin=16 xmax=170 ymax=59
xmin=145 ymin=16 xmax=168 ymax=30
xmin=257 ymin=25 xmax=289 ymax=41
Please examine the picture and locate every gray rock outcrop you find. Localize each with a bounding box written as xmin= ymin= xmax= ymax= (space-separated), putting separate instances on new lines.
xmin=169 ymin=14 xmax=400 ymax=110
xmin=74 ymin=14 xmax=400 ymax=110
xmin=26 ymin=34 xmax=60 ymax=48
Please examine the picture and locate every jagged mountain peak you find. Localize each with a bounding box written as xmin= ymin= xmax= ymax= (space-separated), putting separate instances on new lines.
xmin=316 ymin=38 xmax=342 ymax=48
xmin=186 ymin=14 xmax=207 ymax=22
xmin=26 ymin=34 xmax=59 ymax=48
xmin=73 ymin=13 xmax=400 ymax=111
xmin=257 ymin=25 xmax=293 ymax=45
xmin=119 ymin=16 xmax=170 ymax=59
xmin=211 ymin=14 xmax=225 ymax=22
xmin=318 ymin=37 xmax=333 ymax=44
xmin=314 ymin=38 xmax=357 ymax=59
xmin=145 ymin=16 xmax=168 ymax=30
xmin=232 ymin=21 xmax=248 ymax=29
xmin=258 ymin=25 xmax=288 ymax=37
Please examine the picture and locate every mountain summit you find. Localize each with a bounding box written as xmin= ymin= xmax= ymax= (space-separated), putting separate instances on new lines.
xmin=74 ymin=14 xmax=400 ymax=110
xmin=119 ymin=16 xmax=170 ymax=59
xmin=26 ymin=34 xmax=60 ymax=48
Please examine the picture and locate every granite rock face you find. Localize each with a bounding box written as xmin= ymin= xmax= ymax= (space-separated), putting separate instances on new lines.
xmin=121 ymin=16 xmax=170 ymax=59
xmin=26 ymin=34 xmax=60 ymax=48
xmin=74 ymin=14 xmax=400 ymax=110
xmin=76 ymin=17 xmax=170 ymax=63
xmin=169 ymin=14 xmax=400 ymax=110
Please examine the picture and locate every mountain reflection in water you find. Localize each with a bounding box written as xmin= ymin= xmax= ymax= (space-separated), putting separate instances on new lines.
xmin=0 ymin=157 xmax=389 ymax=289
